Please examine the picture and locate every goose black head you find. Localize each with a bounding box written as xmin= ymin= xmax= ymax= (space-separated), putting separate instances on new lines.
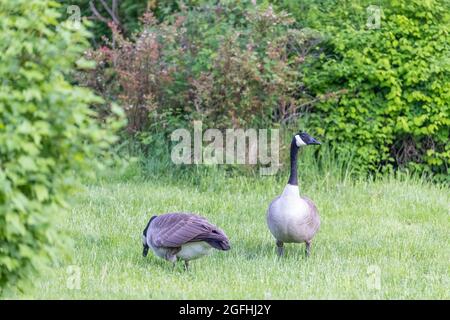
xmin=142 ymin=215 xmax=157 ymax=257
xmin=293 ymin=132 xmax=321 ymax=148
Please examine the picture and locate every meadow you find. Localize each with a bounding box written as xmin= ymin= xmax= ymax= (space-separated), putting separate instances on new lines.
xmin=9 ymin=160 xmax=449 ymax=299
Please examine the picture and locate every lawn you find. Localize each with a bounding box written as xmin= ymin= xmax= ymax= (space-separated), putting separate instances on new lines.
xmin=10 ymin=172 xmax=450 ymax=299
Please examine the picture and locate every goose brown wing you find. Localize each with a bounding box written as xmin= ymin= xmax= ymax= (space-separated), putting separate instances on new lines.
xmin=149 ymin=213 xmax=230 ymax=250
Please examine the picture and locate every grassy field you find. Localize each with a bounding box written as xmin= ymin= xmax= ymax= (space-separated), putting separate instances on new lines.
xmin=8 ymin=165 xmax=450 ymax=299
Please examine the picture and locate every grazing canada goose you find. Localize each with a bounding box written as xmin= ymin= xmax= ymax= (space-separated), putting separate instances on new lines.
xmin=142 ymin=212 xmax=230 ymax=270
xmin=267 ymin=132 xmax=321 ymax=257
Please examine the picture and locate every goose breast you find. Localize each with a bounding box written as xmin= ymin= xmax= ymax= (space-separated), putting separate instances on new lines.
xmin=267 ymin=195 xmax=320 ymax=243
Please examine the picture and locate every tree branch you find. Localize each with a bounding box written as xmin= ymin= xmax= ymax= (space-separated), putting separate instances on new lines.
xmin=112 ymin=0 xmax=119 ymax=19
xmin=89 ymin=1 xmax=109 ymax=23
xmin=99 ymin=0 xmax=121 ymax=26
xmin=89 ymin=0 xmax=122 ymax=30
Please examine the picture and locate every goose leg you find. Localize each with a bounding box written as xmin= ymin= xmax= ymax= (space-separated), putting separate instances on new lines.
xmin=305 ymin=241 xmax=311 ymax=258
xmin=276 ymin=240 xmax=284 ymax=257
xmin=184 ymin=260 xmax=189 ymax=271
xmin=166 ymin=252 xmax=177 ymax=270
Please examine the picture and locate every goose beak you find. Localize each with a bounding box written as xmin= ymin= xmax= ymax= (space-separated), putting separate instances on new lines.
xmin=309 ymin=137 xmax=321 ymax=145
xmin=143 ymin=246 xmax=149 ymax=257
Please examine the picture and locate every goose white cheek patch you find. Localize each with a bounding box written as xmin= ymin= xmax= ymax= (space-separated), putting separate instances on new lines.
xmin=295 ymin=135 xmax=306 ymax=147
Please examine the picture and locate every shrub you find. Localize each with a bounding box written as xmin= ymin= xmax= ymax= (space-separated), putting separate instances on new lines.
xmin=297 ymin=0 xmax=450 ymax=178
xmin=81 ymin=0 xmax=319 ymax=146
xmin=183 ymin=4 xmax=310 ymax=128
xmin=0 ymin=0 xmax=118 ymax=292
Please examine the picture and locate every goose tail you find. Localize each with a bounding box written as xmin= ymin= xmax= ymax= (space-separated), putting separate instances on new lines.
xmin=207 ymin=239 xmax=231 ymax=251
xmin=206 ymin=228 xmax=231 ymax=251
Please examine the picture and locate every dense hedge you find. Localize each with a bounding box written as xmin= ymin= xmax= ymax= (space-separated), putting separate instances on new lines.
xmin=292 ymin=0 xmax=450 ymax=178
xmin=0 ymin=0 xmax=117 ymax=292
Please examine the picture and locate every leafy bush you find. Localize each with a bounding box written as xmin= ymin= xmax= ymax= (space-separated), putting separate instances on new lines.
xmin=273 ymin=0 xmax=393 ymax=29
xmin=0 ymin=0 xmax=118 ymax=292
xmin=296 ymin=0 xmax=450 ymax=178
xmin=82 ymin=1 xmax=318 ymax=141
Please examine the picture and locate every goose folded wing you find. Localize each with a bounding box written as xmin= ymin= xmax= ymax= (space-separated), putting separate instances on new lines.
xmin=151 ymin=213 xmax=229 ymax=249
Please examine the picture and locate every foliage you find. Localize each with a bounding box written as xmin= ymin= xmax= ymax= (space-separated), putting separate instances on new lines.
xmin=81 ymin=1 xmax=319 ymax=138
xmin=0 ymin=0 xmax=119 ymax=292
xmin=58 ymin=0 xmax=149 ymax=44
xmin=272 ymin=0 xmax=391 ymax=28
xmin=58 ymin=0 xmax=208 ymax=45
xmin=291 ymin=0 xmax=450 ymax=178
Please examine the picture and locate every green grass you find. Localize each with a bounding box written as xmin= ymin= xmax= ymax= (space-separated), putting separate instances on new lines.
xmin=8 ymin=166 xmax=450 ymax=299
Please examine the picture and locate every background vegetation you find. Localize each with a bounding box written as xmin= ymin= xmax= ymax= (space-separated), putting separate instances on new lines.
xmin=0 ymin=0 xmax=448 ymax=298
xmin=62 ymin=0 xmax=449 ymax=179
xmin=0 ymin=0 xmax=119 ymax=293
xmin=298 ymin=0 xmax=450 ymax=176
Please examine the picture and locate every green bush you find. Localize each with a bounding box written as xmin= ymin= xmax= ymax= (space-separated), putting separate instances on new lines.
xmin=0 ymin=0 xmax=118 ymax=292
xmin=297 ymin=0 xmax=450 ymax=178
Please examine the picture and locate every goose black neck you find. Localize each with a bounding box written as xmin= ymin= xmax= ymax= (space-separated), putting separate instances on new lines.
xmin=288 ymin=140 xmax=299 ymax=186
xmin=143 ymin=215 xmax=157 ymax=236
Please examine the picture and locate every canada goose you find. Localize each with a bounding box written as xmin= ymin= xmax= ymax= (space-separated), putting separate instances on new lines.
xmin=142 ymin=212 xmax=230 ymax=270
xmin=267 ymin=132 xmax=321 ymax=257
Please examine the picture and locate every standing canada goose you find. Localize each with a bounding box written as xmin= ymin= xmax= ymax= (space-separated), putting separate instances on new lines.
xmin=267 ymin=132 xmax=321 ymax=257
xmin=142 ymin=212 xmax=230 ymax=270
